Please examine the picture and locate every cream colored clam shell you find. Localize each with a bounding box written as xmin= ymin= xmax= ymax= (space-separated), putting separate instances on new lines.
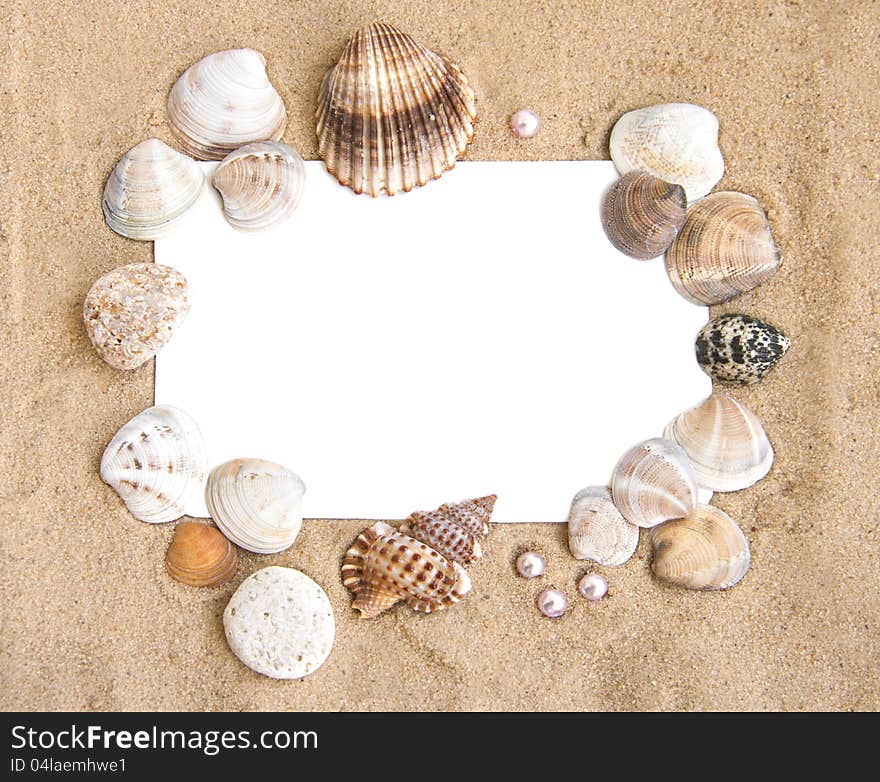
xmin=610 ymin=103 xmax=724 ymax=202
xmin=100 ymin=405 xmax=208 ymax=523
xmin=664 ymin=393 xmax=774 ymax=492
xmin=205 ymin=458 xmax=305 ymax=554
xmin=211 ymin=141 xmax=305 ymax=231
xmin=611 ymin=438 xmax=698 ymax=528
xmin=168 ymin=48 xmax=287 ymax=161
xmin=102 ymin=138 xmax=204 ymax=240
xmin=567 ymin=486 xmax=639 ymax=565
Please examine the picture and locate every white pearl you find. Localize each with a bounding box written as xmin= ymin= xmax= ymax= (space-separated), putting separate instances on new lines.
xmin=516 ymin=551 xmax=545 ymax=578
xmin=578 ymin=573 xmax=609 ymax=601
xmin=510 ymin=108 xmax=540 ymax=139
xmin=537 ymin=588 xmax=567 ymax=618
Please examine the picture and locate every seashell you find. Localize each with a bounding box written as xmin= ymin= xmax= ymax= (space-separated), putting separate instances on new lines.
xmin=205 ymin=458 xmax=305 ymax=554
xmin=342 ymin=522 xmax=471 ymax=618
xmin=611 ymin=438 xmax=697 ymax=528
xmin=211 ymin=141 xmax=306 ymax=231
xmin=100 ymin=405 xmax=208 ymax=523
xmin=102 ymin=138 xmax=204 ymax=240
xmin=601 ymin=171 xmax=687 ymax=260
xmin=316 ymin=21 xmax=477 ymax=197
xmin=165 ymin=521 xmax=237 ymax=587
xmin=610 ymin=103 xmax=724 ymax=202
xmin=664 ymin=393 xmax=773 ymax=492
xmin=650 ymin=504 xmax=750 ymax=590
xmin=168 ymin=48 xmax=287 ymax=161
xmin=224 ymin=566 xmax=335 ymax=679
xmin=83 ymin=262 xmax=190 ymax=370
xmin=400 ymin=494 xmax=496 ymax=564
xmin=665 ymin=191 xmax=780 ymax=306
xmin=695 ymin=313 xmax=790 ymax=385
xmin=567 ymin=486 xmax=639 ymax=565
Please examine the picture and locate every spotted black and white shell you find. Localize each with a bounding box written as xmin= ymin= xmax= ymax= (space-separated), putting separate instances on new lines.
xmin=695 ymin=314 xmax=790 ymax=385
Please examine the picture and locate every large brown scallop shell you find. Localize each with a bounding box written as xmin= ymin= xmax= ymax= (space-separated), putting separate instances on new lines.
xmin=601 ymin=171 xmax=687 ymax=260
xmin=650 ymin=504 xmax=750 ymax=590
xmin=165 ymin=522 xmax=238 ymax=587
xmin=664 ymin=191 xmax=779 ymax=305
xmin=342 ymin=522 xmax=471 ymax=618
xmin=316 ymin=21 xmax=477 ymax=196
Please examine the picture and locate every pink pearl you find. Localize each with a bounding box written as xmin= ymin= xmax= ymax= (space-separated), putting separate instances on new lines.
xmin=510 ymin=109 xmax=540 ymax=139
xmin=516 ymin=551 xmax=545 ymax=578
xmin=578 ymin=573 xmax=608 ymax=601
xmin=537 ymin=588 xmax=567 ymax=618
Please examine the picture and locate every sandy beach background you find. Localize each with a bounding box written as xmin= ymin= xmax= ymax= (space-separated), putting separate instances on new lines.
xmin=1 ymin=0 xmax=878 ymax=711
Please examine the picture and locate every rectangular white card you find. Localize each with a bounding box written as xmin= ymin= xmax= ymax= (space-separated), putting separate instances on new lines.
xmin=154 ymin=161 xmax=709 ymax=522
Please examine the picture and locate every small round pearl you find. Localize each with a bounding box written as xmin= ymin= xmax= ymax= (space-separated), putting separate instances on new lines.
xmin=537 ymin=588 xmax=567 ymax=618
xmin=516 ymin=551 xmax=546 ymax=578
xmin=578 ymin=573 xmax=609 ymax=601
xmin=510 ymin=108 xmax=541 ymax=139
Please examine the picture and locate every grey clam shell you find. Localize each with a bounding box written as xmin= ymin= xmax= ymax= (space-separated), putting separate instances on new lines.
xmin=695 ymin=314 xmax=790 ymax=385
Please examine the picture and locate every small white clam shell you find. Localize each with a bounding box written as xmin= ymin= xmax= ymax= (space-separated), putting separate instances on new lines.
xmin=100 ymin=405 xmax=208 ymax=523
xmin=102 ymin=138 xmax=204 ymax=240
xmin=611 ymin=438 xmax=698 ymax=528
xmin=168 ymin=48 xmax=287 ymax=161
xmin=211 ymin=141 xmax=305 ymax=231
xmin=205 ymin=458 xmax=305 ymax=554
xmin=664 ymin=393 xmax=774 ymax=492
xmin=567 ymin=486 xmax=639 ymax=565
xmin=610 ymin=103 xmax=724 ymax=201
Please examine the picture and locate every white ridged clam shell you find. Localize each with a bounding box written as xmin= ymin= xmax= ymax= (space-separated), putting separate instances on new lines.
xmin=100 ymin=405 xmax=208 ymax=523
xmin=567 ymin=486 xmax=639 ymax=565
xmin=168 ymin=49 xmax=287 ymax=161
xmin=205 ymin=459 xmax=305 ymax=554
xmin=664 ymin=393 xmax=774 ymax=492
xmin=102 ymin=138 xmax=204 ymax=240
xmin=610 ymin=103 xmax=724 ymax=201
xmin=611 ymin=438 xmax=698 ymax=528
xmin=211 ymin=141 xmax=305 ymax=231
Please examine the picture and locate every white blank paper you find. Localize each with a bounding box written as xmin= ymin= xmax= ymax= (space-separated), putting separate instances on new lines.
xmin=154 ymin=161 xmax=709 ymax=522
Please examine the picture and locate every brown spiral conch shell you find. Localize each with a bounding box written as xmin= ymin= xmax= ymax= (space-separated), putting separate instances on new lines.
xmin=664 ymin=191 xmax=780 ymax=305
xmin=601 ymin=171 xmax=687 ymax=260
xmin=342 ymin=522 xmax=472 ymax=619
xmin=165 ymin=522 xmax=238 ymax=587
xmin=400 ymin=494 xmax=495 ymax=564
xmin=650 ymin=504 xmax=750 ymax=590
xmin=610 ymin=438 xmax=698 ymax=528
xmin=316 ymin=21 xmax=477 ymax=196
xmin=567 ymin=486 xmax=639 ymax=566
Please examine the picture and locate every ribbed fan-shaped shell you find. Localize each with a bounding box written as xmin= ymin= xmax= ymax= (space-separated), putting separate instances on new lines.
xmin=665 ymin=191 xmax=780 ymax=306
xmin=168 ymin=48 xmax=287 ymax=161
xmin=650 ymin=504 xmax=750 ymax=590
xmin=695 ymin=313 xmax=790 ymax=385
xmin=165 ymin=522 xmax=238 ymax=587
xmin=601 ymin=171 xmax=687 ymax=260
xmin=400 ymin=494 xmax=495 ymax=565
xmin=664 ymin=393 xmax=774 ymax=492
xmin=102 ymin=138 xmax=204 ymax=240
xmin=211 ymin=141 xmax=306 ymax=231
xmin=100 ymin=405 xmax=208 ymax=523
xmin=341 ymin=522 xmax=471 ymax=618
xmin=205 ymin=458 xmax=306 ymax=554
xmin=316 ymin=21 xmax=477 ymax=196
xmin=611 ymin=438 xmax=698 ymax=528
xmin=567 ymin=486 xmax=639 ymax=565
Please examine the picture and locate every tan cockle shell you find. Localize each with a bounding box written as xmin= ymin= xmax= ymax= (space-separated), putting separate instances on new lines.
xmin=102 ymin=138 xmax=204 ymax=240
xmin=610 ymin=103 xmax=724 ymax=201
xmin=165 ymin=522 xmax=237 ymax=587
xmin=205 ymin=458 xmax=306 ymax=554
xmin=610 ymin=438 xmax=698 ymax=528
xmin=83 ymin=262 xmax=190 ymax=370
xmin=342 ymin=522 xmax=472 ymax=618
xmin=168 ymin=48 xmax=287 ymax=161
xmin=316 ymin=21 xmax=477 ymax=196
xmin=567 ymin=486 xmax=639 ymax=565
xmin=665 ymin=191 xmax=780 ymax=306
xmin=601 ymin=171 xmax=687 ymax=260
xmin=100 ymin=405 xmax=208 ymax=524
xmin=211 ymin=141 xmax=306 ymax=231
xmin=664 ymin=393 xmax=774 ymax=492
xmin=400 ymin=494 xmax=496 ymax=564
xmin=650 ymin=504 xmax=750 ymax=590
